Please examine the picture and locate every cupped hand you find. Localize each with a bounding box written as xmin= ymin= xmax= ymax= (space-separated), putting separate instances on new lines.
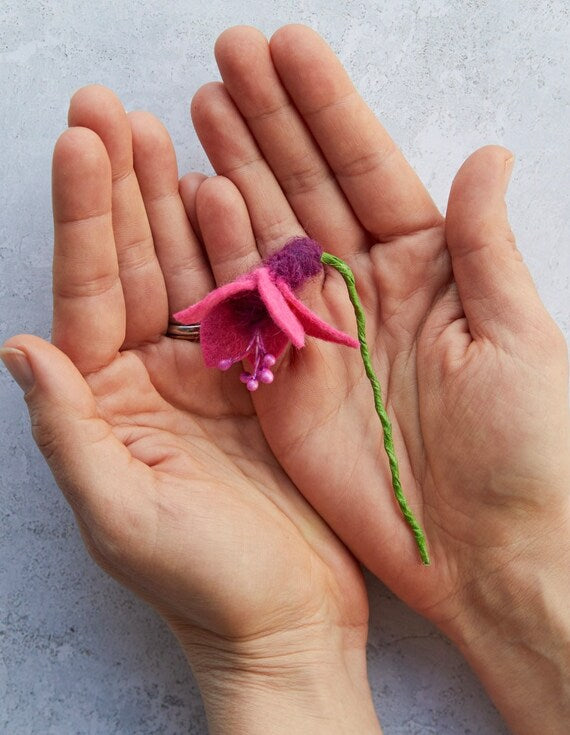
xmin=3 ymin=86 xmax=372 ymax=689
xmin=189 ymin=25 xmax=570 ymax=645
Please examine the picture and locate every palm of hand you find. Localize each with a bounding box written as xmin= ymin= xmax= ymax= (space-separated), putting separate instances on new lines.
xmin=86 ymin=346 xmax=362 ymax=639
xmin=261 ymin=243 xmax=563 ymax=616
xmin=188 ymin=25 xmax=569 ymax=634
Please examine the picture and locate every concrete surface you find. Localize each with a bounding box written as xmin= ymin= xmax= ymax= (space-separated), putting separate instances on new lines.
xmin=1 ymin=1 xmax=568 ymax=733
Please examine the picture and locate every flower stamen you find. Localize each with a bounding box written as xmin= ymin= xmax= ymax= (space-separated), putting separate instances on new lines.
xmin=230 ymin=332 xmax=275 ymax=391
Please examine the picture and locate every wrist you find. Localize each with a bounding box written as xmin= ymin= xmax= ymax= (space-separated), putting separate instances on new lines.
xmin=180 ymin=620 xmax=382 ymax=735
xmin=449 ymin=531 xmax=570 ymax=734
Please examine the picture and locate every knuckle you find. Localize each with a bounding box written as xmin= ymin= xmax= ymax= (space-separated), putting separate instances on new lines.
xmin=54 ymin=270 xmax=119 ymax=300
xmin=280 ymin=158 xmax=331 ymax=196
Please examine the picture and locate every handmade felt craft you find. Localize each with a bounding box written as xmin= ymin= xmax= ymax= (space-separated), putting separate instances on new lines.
xmin=174 ymin=237 xmax=430 ymax=565
xmin=173 ymin=238 xmax=358 ymax=391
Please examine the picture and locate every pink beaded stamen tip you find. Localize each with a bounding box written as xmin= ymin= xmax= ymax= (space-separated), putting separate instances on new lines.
xmin=219 ymin=333 xmax=276 ymax=392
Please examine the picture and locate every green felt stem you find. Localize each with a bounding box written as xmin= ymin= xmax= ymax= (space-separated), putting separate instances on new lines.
xmin=321 ymin=251 xmax=430 ymax=565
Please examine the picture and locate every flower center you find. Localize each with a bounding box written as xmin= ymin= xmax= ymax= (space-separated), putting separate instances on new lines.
xmin=217 ymin=330 xmax=275 ymax=392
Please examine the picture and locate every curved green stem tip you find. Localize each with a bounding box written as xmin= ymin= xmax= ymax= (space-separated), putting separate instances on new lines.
xmin=321 ymin=251 xmax=430 ymax=565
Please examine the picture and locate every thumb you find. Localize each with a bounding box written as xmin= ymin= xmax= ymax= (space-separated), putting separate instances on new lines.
xmin=1 ymin=335 xmax=140 ymax=541
xmin=445 ymin=145 xmax=541 ymax=343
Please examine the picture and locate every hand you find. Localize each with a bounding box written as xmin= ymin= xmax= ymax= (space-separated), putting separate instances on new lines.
xmin=1 ymin=86 xmax=381 ymax=735
xmin=189 ymin=25 xmax=570 ymax=733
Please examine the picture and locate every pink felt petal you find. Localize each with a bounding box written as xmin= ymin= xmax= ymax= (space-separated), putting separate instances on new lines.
xmin=279 ymin=281 xmax=359 ymax=348
xmin=256 ymin=268 xmax=305 ymax=348
xmin=172 ymin=274 xmax=257 ymax=324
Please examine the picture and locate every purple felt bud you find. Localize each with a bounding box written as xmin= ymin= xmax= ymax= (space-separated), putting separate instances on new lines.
xmin=264 ymin=237 xmax=323 ymax=290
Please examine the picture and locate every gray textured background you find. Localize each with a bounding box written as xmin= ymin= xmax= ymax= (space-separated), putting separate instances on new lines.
xmin=1 ymin=1 xmax=568 ymax=733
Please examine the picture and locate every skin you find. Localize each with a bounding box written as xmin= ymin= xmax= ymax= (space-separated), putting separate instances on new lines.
xmin=2 ymin=23 xmax=569 ymax=735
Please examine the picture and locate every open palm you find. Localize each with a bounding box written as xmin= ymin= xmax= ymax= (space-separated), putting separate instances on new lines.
xmin=188 ymin=25 xmax=570 ymax=640
xmin=9 ymin=84 xmax=369 ymax=659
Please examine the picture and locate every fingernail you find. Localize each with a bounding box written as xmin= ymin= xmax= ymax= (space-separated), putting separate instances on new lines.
xmin=0 ymin=347 xmax=35 ymax=392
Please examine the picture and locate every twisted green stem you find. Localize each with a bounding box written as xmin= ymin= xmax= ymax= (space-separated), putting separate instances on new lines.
xmin=321 ymin=251 xmax=430 ymax=565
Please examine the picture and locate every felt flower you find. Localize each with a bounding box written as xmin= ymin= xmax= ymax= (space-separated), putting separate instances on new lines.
xmin=173 ymin=238 xmax=359 ymax=391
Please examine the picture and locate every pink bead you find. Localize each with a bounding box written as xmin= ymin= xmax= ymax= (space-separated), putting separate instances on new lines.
xmin=218 ymin=358 xmax=233 ymax=371
xmin=240 ymin=372 xmax=251 ymax=383
xmin=246 ymin=378 xmax=259 ymax=392
xmin=259 ymin=368 xmax=274 ymax=384
xmin=263 ymin=354 xmax=276 ymax=368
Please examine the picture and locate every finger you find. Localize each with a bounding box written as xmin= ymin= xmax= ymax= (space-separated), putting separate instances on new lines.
xmin=191 ymin=82 xmax=304 ymax=254
xmin=1 ymin=336 xmax=153 ymax=552
xmin=129 ymin=111 xmax=214 ymax=313
xmin=52 ymin=127 xmax=125 ymax=374
xmin=196 ymin=176 xmax=261 ymax=285
xmin=68 ymin=86 xmax=168 ymax=346
xmin=214 ymin=26 xmax=368 ymax=255
xmin=269 ymin=25 xmax=443 ymax=241
xmin=446 ymin=145 xmax=541 ymax=343
xmin=179 ymin=171 xmax=208 ymax=242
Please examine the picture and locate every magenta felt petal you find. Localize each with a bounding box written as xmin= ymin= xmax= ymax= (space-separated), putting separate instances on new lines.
xmin=256 ymin=268 xmax=305 ymax=348
xmin=199 ymin=299 xmax=256 ymax=367
xmin=257 ymin=323 xmax=290 ymax=361
xmin=200 ymin=299 xmax=290 ymax=368
xmin=279 ymin=281 xmax=359 ymax=348
xmin=173 ymin=275 xmax=257 ymax=324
